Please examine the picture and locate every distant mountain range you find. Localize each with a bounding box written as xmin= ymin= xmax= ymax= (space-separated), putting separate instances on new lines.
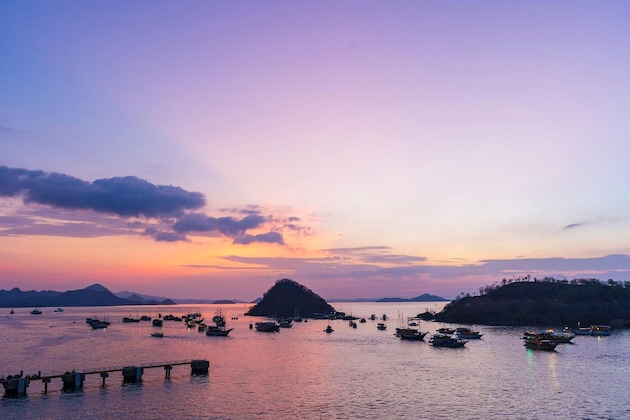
xmin=0 ymin=284 xmax=448 ymax=308
xmin=0 ymin=284 xmax=176 ymax=308
xmin=375 ymin=293 xmax=448 ymax=302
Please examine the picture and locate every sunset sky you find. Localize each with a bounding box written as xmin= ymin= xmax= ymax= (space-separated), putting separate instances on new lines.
xmin=2 ymin=1 xmax=630 ymax=300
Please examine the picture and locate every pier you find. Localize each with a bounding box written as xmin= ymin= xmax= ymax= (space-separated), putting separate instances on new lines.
xmin=0 ymin=359 xmax=210 ymax=397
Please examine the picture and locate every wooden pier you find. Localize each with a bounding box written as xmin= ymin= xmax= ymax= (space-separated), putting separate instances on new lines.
xmin=0 ymin=359 xmax=210 ymax=397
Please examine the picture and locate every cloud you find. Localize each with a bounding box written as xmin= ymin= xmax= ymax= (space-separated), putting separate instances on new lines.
xmin=563 ymin=222 xmax=583 ymax=229
xmin=143 ymin=228 xmax=188 ymax=242
xmin=0 ymin=165 xmax=288 ymax=246
xmin=173 ymin=213 xmax=266 ymax=236
xmin=233 ymin=231 xmax=284 ymax=245
xmin=0 ymin=165 xmax=206 ymax=217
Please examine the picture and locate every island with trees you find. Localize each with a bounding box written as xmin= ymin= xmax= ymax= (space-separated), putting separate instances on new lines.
xmin=434 ymin=276 xmax=630 ymax=327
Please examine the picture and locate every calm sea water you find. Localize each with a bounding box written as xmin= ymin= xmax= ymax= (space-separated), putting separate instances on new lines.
xmin=1 ymin=302 xmax=629 ymax=419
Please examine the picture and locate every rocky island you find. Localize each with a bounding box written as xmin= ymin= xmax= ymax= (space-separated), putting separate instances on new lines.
xmin=245 ymin=278 xmax=335 ymax=318
xmin=434 ymin=277 xmax=630 ymax=327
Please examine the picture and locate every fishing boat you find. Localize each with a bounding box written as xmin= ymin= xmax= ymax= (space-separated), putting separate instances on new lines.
xmin=436 ymin=327 xmax=456 ymax=335
xmin=523 ymin=337 xmax=558 ymax=351
xmin=255 ymin=321 xmax=280 ymax=332
xmin=324 ymin=325 xmax=334 ymax=333
xmin=429 ymin=334 xmax=467 ymax=348
xmin=122 ymin=316 xmax=140 ymax=323
xmin=523 ymin=328 xmax=574 ymax=343
xmin=152 ymin=318 xmax=163 ymax=327
xmin=455 ymin=327 xmax=483 ymax=339
xmin=572 ymin=324 xmax=612 ymax=336
xmin=395 ymin=328 xmax=428 ymax=341
xmin=30 ymin=308 xmax=42 ymax=315
xmin=206 ymin=326 xmax=233 ymax=336
xmin=212 ymin=309 xmax=226 ymax=327
xmin=377 ymin=323 xmax=387 ymax=330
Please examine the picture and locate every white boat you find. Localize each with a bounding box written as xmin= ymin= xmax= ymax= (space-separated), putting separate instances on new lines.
xmin=54 ymin=308 xmax=64 ymax=312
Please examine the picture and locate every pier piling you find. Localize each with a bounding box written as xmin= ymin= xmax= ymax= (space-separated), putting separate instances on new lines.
xmin=190 ymin=359 xmax=210 ymax=375
xmin=62 ymin=372 xmax=85 ymax=391
xmin=122 ymin=366 xmax=143 ymax=383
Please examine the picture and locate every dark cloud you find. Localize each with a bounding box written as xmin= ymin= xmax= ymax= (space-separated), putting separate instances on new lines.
xmin=563 ymin=222 xmax=582 ymax=229
xmin=143 ymin=228 xmax=188 ymax=242
xmin=0 ymin=165 xmax=205 ymax=217
xmin=0 ymin=166 xmax=294 ymax=246
xmin=233 ymin=231 xmax=284 ymax=245
xmin=173 ymin=213 xmax=266 ymax=236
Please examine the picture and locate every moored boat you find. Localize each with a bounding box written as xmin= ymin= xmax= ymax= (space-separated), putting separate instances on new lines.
xmin=395 ymin=328 xmax=428 ymax=341
xmin=152 ymin=318 xmax=163 ymax=327
xmin=523 ymin=328 xmax=574 ymax=343
xmin=255 ymin=321 xmax=280 ymax=332
xmin=30 ymin=308 xmax=42 ymax=315
xmin=377 ymin=323 xmax=387 ymax=330
xmin=455 ymin=327 xmax=483 ymax=339
xmin=324 ymin=325 xmax=334 ymax=333
xmin=206 ymin=326 xmax=233 ymax=336
xmin=572 ymin=324 xmax=611 ymax=336
xmin=54 ymin=308 xmax=64 ymax=313
xmin=429 ymin=334 xmax=467 ymax=348
xmin=523 ymin=337 xmax=558 ymax=351
xmin=151 ymin=332 xmax=164 ymax=338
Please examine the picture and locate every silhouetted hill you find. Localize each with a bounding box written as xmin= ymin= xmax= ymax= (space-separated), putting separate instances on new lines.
xmin=245 ymin=278 xmax=335 ymax=318
xmin=376 ymin=293 xmax=447 ymax=302
xmin=434 ymin=279 xmax=630 ymax=326
xmin=0 ymin=284 xmax=176 ymax=307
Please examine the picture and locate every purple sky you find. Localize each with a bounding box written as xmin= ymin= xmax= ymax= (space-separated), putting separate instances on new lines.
xmin=1 ymin=1 xmax=630 ymax=300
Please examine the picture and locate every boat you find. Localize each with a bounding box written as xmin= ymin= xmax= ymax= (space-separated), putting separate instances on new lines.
xmin=10 ymin=308 xmax=14 ymax=314
xmin=30 ymin=308 xmax=42 ymax=315
xmin=198 ymin=323 xmax=208 ymax=332
xmin=151 ymin=332 xmax=164 ymax=338
xmin=523 ymin=328 xmax=574 ymax=343
xmin=140 ymin=315 xmax=151 ymax=321
xmin=122 ymin=316 xmax=140 ymax=323
xmin=395 ymin=328 xmax=428 ymax=341
xmin=523 ymin=337 xmax=558 ymax=351
xmin=152 ymin=318 xmax=163 ymax=327
xmin=369 ymin=314 xmax=376 ymax=321
xmin=255 ymin=321 xmax=280 ymax=332
xmin=278 ymin=318 xmax=293 ymax=328
xmin=86 ymin=317 xmax=110 ymax=329
xmin=324 ymin=325 xmax=334 ymax=333
xmin=436 ymin=327 xmax=455 ymax=335
xmin=455 ymin=327 xmax=483 ymax=339
xmin=429 ymin=334 xmax=467 ymax=348
xmin=572 ymin=324 xmax=612 ymax=336
xmin=377 ymin=323 xmax=387 ymax=330
xmin=54 ymin=308 xmax=64 ymax=313
xmin=212 ymin=309 xmax=226 ymax=327
xmin=359 ymin=318 xmax=366 ymax=323
xmin=589 ymin=325 xmax=612 ymax=336
xmin=206 ymin=326 xmax=234 ymax=336
xmin=89 ymin=321 xmax=109 ymax=329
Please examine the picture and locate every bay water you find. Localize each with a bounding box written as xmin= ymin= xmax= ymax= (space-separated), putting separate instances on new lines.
xmin=1 ymin=302 xmax=628 ymax=419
